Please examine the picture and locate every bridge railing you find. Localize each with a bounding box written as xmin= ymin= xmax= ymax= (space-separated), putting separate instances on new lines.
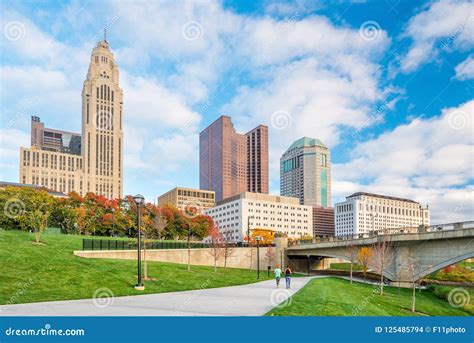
xmin=293 ymin=225 xmax=457 ymax=246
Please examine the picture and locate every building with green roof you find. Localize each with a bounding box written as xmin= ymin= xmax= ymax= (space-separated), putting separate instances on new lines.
xmin=280 ymin=136 xmax=331 ymax=208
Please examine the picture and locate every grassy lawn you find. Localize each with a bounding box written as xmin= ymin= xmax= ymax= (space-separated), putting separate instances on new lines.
xmin=0 ymin=230 xmax=271 ymax=305
xmin=266 ymin=278 xmax=472 ymax=316
xmin=329 ymin=262 xmax=363 ymax=271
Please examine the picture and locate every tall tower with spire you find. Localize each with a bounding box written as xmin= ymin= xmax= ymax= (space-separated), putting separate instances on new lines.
xmin=19 ymin=37 xmax=124 ymax=199
xmin=81 ymin=38 xmax=124 ymax=199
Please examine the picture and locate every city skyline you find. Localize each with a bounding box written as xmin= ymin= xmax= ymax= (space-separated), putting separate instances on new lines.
xmin=1 ymin=0 xmax=473 ymax=223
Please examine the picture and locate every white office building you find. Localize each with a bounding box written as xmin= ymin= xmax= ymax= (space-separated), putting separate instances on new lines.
xmin=204 ymin=192 xmax=313 ymax=242
xmin=335 ymin=192 xmax=430 ymax=237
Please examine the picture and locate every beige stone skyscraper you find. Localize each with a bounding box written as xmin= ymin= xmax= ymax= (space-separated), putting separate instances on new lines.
xmin=19 ymin=38 xmax=124 ymax=199
xmin=81 ymin=39 xmax=124 ymax=198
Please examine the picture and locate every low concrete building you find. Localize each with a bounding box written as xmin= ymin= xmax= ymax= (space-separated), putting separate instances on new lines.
xmin=312 ymin=206 xmax=335 ymax=237
xmin=0 ymin=181 xmax=67 ymax=198
xmin=158 ymin=187 xmax=215 ymax=212
xmin=204 ymin=192 xmax=313 ymax=243
xmin=335 ymin=192 xmax=430 ymax=237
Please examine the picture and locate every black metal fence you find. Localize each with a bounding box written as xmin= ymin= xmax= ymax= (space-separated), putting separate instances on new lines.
xmin=82 ymin=239 xmax=212 ymax=251
xmin=82 ymin=239 xmax=274 ymax=251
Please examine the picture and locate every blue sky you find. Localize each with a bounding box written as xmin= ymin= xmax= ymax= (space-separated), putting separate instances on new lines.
xmin=0 ymin=0 xmax=473 ymax=223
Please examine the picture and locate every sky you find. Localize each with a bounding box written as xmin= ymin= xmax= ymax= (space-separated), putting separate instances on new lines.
xmin=0 ymin=0 xmax=473 ymax=224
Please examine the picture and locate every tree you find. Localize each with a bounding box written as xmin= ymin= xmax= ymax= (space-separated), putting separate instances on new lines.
xmin=403 ymin=251 xmax=419 ymax=313
xmin=185 ymin=222 xmax=193 ymax=272
xmin=245 ymin=243 xmax=255 ymax=270
xmin=369 ymin=236 xmax=395 ymax=295
xmin=140 ymin=207 xmax=153 ymax=280
xmin=186 ymin=214 xmax=213 ymax=271
xmin=357 ymin=247 xmax=372 ymax=281
xmin=0 ymin=187 xmax=54 ymax=231
xmin=264 ymin=246 xmax=276 ymax=269
xmin=147 ymin=205 xmax=167 ymax=239
xmin=222 ymin=236 xmax=235 ymax=270
xmin=345 ymin=239 xmax=359 ymax=284
xmin=20 ymin=209 xmax=50 ymax=243
xmin=248 ymin=228 xmax=274 ymax=245
xmin=208 ymin=226 xmax=224 ymax=272
xmin=49 ymin=198 xmax=77 ymax=234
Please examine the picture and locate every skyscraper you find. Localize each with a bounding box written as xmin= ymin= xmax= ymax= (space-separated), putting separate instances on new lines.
xmin=19 ymin=38 xmax=124 ymax=199
xmin=280 ymin=137 xmax=331 ymax=207
xmin=199 ymin=116 xmax=268 ymax=201
xmin=246 ymin=125 xmax=269 ymax=194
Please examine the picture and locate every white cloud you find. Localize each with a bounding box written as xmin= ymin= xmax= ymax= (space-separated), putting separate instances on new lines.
xmin=455 ymin=54 xmax=474 ymax=80
xmin=400 ymin=0 xmax=474 ymax=72
xmin=0 ymin=128 xmax=29 ymax=180
xmin=110 ymin=0 xmax=241 ymax=104
xmin=237 ymin=15 xmax=389 ymax=66
xmin=1 ymin=66 xmax=67 ymax=92
xmin=223 ymin=15 xmax=392 ymax=186
xmin=122 ymin=73 xmax=200 ymax=133
xmin=333 ymin=100 xmax=474 ymax=223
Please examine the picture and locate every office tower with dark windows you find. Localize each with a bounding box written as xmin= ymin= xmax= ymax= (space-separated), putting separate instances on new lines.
xmin=199 ymin=116 xmax=269 ymax=201
xmin=246 ymin=125 xmax=268 ymax=194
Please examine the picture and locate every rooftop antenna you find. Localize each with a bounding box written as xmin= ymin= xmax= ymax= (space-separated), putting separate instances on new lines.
xmin=104 ymin=27 xmax=107 ymax=43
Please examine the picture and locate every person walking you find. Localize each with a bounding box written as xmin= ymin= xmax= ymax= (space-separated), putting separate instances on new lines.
xmin=284 ymin=266 xmax=292 ymax=289
xmin=274 ymin=265 xmax=282 ymax=288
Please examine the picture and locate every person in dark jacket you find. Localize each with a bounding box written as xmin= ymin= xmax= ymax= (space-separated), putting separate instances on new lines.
xmin=284 ymin=266 xmax=292 ymax=289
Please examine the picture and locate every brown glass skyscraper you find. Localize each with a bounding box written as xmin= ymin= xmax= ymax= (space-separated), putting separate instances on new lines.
xmin=200 ymin=116 xmax=268 ymax=201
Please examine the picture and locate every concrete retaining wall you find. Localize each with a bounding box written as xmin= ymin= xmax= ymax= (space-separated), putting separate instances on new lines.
xmin=74 ymin=246 xmax=279 ymax=270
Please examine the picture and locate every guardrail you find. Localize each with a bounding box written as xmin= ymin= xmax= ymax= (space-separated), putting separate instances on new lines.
xmin=292 ymin=226 xmax=461 ymax=246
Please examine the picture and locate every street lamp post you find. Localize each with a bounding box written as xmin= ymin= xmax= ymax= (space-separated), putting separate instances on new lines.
xmin=133 ymin=194 xmax=145 ymax=291
xmin=255 ymin=235 xmax=262 ymax=279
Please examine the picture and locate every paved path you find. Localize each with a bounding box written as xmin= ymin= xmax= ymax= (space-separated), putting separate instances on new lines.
xmin=0 ymin=277 xmax=314 ymax=316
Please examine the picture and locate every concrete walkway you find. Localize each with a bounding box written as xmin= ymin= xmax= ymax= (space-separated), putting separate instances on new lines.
xmin=0 ymin=277 xmax=314 ymax=316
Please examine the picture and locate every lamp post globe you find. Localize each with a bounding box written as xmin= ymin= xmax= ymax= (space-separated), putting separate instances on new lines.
xmin=133 ymin=194 xmax=145 ymax=206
